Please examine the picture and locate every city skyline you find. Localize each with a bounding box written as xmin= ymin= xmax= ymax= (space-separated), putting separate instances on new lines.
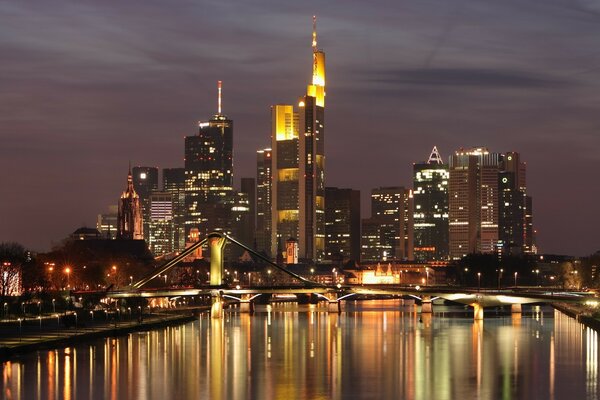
xmin=2 ymin=1 xmax=600 ymax=255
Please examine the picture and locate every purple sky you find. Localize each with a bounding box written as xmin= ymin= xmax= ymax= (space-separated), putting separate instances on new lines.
xmin=2 ymin=0 xmax=600 ymax=255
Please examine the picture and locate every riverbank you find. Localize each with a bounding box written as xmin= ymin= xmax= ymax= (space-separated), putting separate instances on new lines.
xmin=0 ymin=308 xmax=208 ymax=360
xmin=553 ymin=302 xmax=600 ymax=331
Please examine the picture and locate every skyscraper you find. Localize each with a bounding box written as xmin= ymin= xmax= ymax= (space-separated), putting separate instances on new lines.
xmin=413 ymin=146 xmax=449 ymax=261
xmin=185 ymin=81 xmax=233 ymax=238
xmin=240 ymin=177 xmax=256 ymax=248
xmin=324 ymin=187 xmax=361 ymax=262
xmin=362 ymin=187 xmax=414 ymax=262
xmin=148 ymin=191 xmax=174 ymax=256
xmin=132 ymin=166 xmax=159 ymax=242
xmin=256 ymin=148 xmax=272 ymax=256
xmin=163 ymin=167 xmax=186 ymax=251
xmin=117 ymin=168 xmax=143 ymax=240
xmin=449 ymin=147 xmax=531 ymax=259
xmin=271 ymin=17 xmax=326 ymax=262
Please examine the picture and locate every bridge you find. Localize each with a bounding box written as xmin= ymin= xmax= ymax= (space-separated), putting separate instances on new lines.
xmin=105 ymin=232 xmax=596 ymax=320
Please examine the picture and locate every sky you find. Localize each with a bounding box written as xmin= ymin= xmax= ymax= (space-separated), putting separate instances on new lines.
xmin=1 ymin=0 xmax=600 ymax=256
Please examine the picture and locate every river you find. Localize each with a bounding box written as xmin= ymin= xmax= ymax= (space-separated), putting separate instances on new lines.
xmin=2 ymin=300 xmax=599 ymax=399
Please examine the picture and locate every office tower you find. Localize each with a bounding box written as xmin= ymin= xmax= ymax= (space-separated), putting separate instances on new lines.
xmin=370 ymin=187 xmax=414 ymax=261
xmin=97 ymin=205 xmax=118 ymax=239
xmin=413 ymin=146 xmax=449 ymax=261
xmin=524 ymin=195 xmax=535 ymax=253
xmin=449 ymin=147 xmax=531 ymax=259
xmin=361 ymin=218 xmax=386 ymax=262
xmin=185 ymin=81 xmax=234 ymax=238
xmin=117 ymin=167 xmax=143 ymax=240
xmin=163 ymin=167 xmax=186 ymax=251
xmin=240 ymin=177 xmax=256 ymax=247
xmin=271 ymin=104 xmax=299 ymax=260
xmin=148 ymin=191 xmax=174 ymax=256
xmin=498 ymin=152 xmax=528 ymax=255
xmin=132 ymin=166 xmax=159 ymax=242
xmin=325 ymin=187 xmax=361 ymax=262
xmin=256 ymin=148 xmax=272 ymax=256
xmin=271 ymin=17 xmax=326 ymax=262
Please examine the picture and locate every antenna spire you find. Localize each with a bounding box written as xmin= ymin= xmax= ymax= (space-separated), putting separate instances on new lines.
xmin=427 ymin=146 xmax=443 ymax=164
xmin=312 ymin=15 xmax=317 ymax=51
xmin=217 ymin=80 xmax=222 ymax=114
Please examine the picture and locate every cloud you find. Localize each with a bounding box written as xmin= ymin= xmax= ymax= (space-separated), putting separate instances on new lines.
xmin=369 ymin=67 xmax=570 ymax=88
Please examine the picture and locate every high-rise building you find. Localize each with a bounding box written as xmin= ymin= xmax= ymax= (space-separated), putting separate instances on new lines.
xmin=240 ymin=177 xmax=256 ymax=247
xmin=324 ymin=187 xmax=361 ymax=262
xmin=132 ymin=166 xmax=159 ymax=242
xmin=148 ymin=191 xmax=174 ymax=256
xmin=449 ymin=147 xmax=532 ymax=259
xmin=413 ymin=146 xmax=449 ymax=262
xmin=117 ymin=168 xmax=143 ymax=240
xmin=361 ymin=187 xmax=413 ymax=262
xmin=97 ymin=205 xmax=118 ymax=239
xmin=163 ymin=167 xmax=186 ymax=251
xmin=185 ymin=81 xmax=234 ymax=239
xmin=256 ymin=148 xmax=273 ymax=256
xmin=271 ymin=17 xmax=326 ymax=262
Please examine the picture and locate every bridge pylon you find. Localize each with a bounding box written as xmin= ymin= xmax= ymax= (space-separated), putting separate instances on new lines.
xmin=421 ymin=296 xmax=433 ymax=314
xmin=209 ymin=232 xmax=227 ymax=286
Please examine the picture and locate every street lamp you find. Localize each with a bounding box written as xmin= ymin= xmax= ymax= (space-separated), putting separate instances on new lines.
xmin=425 ymin=268 xmax=429 ymax=287
xmin=498 ymin=269 xmax=503 ymax=289
xmin=130 ymin=275 xmax=133 ymax=285
xmin=64 ymin=267 xmax=71 ymax=288
xmin=477 ymin=272 xmax=481 ymax=291
xmin=514 ymin=272 xmax=518 ymax=287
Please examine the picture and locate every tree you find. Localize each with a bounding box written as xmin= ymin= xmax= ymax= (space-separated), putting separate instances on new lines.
xmin=0 ymin=242 xmax=27 ymax=298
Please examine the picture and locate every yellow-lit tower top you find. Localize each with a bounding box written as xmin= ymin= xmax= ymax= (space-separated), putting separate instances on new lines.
xmin=307 ymin=15 xmax=325 ymax=107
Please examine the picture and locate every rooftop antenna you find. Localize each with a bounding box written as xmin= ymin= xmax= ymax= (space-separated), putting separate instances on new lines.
xmin=217 ymin=80 xmax=222 ymax=115
xmin=427 ymin=146 xmax=443 ymax=164
xmin=312 ymin=15 xmax=317 ymax=51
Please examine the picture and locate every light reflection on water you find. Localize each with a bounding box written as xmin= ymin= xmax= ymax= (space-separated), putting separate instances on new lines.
xmin=2 ymin=300 xmax=600 ymax=400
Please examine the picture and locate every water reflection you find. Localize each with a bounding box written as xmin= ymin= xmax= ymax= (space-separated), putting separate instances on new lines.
xmin=2 ymin=301 xmax=600 ymax=399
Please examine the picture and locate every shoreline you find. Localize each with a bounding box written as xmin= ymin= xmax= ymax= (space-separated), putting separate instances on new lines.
xmin=0 ymin=309 xmax=208 ymax=361
xmin=552 ymin=302 xmax=600 ymax=331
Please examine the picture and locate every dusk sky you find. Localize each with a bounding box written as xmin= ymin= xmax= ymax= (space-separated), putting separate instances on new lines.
xmin=2 ymin=0 xmax=600 ymax=255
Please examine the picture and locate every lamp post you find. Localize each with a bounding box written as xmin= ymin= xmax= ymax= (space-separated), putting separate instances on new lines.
xmin=65 ymin=267 xmax=71 ymax=289
xmin=514 ymin=272 xmax=518 ymax=288
xmin=477 ymin=272 xmax=481 ymax=292
xmin=425 ymin=267 xmax=429 ymax=287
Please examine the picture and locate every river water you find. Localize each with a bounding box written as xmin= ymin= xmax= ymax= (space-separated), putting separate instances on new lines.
xmin=1 ymin=300 xmax=599 ymax=400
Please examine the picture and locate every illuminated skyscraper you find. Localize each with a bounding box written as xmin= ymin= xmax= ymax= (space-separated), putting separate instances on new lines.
xmin=163 ymin=167 xmax=186 ymax=251
xmin=256 ymin=148 xmax=272 ymax=255
xmin=148 ymin=191 xmax=174 ymax=256
xmin=324 ymin=187 xmax=361 ymax=262
xmin=362 ymin=187 xmax=413 ymax=262
xmin=449 ymin=148 xmax=531 ymax=259
xmin=132 ymin=166 xmax=158 ymax=242
xmin=413 ymin=146 xmax=449 ymax=261
xmin=271 ymin=16 xmax=326 ymax=262
xmin=117 ymin=167 xmax=143 ymax=240
xmin=185 ymin=81 xmax=234 ymax=238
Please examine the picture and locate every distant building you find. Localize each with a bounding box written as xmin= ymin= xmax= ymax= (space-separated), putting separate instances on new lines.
xmin=148 ymin=191 xmax=174 ymax=256
xmin=132 ymin=166 xmax=159 ymax=242
xmin=117 ymin=167 xmax=143 ymax=240
xmin=368 ymin=186 xmax=413 ymax=261
xmin=163 ymin=167 xmax=186 ymax=251
xmin=70 ymin=227 xmax=101 ymax=241
xmin=256 ymin=148 xmax=272 ymax=256
xmin=448 ymin=148 xmax=532 ymax=259
xmin=324 ymin=187 xmax=361 ymax=263
xmin=97 ymin=205 xmax=118 ymax=239
xmin=413 ymin=146 xmax=449 ymax=262
xmin=240 ymin=177 xmax=256 ymax=247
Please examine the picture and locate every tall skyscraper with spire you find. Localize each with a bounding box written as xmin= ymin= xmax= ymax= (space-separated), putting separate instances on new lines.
xmin=271 ymin=16 xmax=326 ymax=262
xmin=185 ymin=81 xmax=234 ymax=237
xmin=117 ymin=167 xmax=144 ymax=240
